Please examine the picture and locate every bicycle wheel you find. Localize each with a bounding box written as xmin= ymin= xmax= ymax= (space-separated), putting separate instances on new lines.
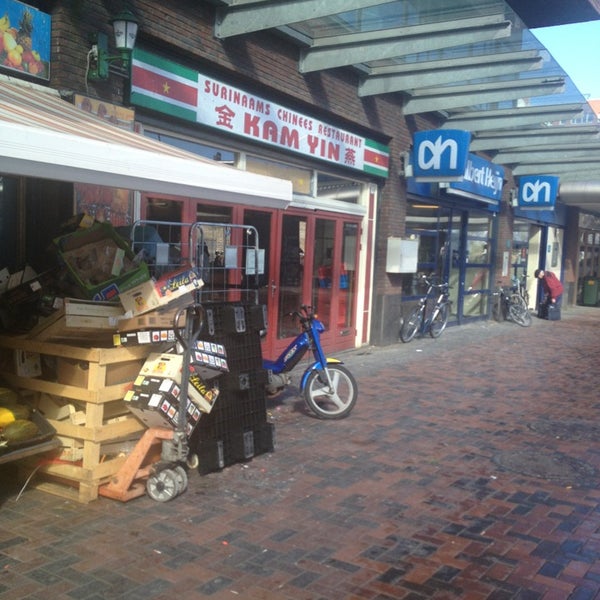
xmin=429 ymin=303 xmax=449 ymax=338
xmin=400 ymin=306 xmax=423 ymax=343
xmin=304 ymin=364 xmax=358 ymax=420
xmin=508 ymin=294 xmax=532 ymax=327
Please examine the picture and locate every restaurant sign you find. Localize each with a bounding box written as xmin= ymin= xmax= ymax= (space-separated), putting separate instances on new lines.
xmin=130 ymin=48 xmax=389 ymax=178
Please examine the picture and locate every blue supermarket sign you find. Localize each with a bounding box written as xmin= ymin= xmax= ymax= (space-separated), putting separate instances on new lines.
xmin=518 ymin=175 xmax=559 ymax=210
xmin=412 ymin=129 xmax=471 ymax=182
xmin=446 ymin=154 xmax=504 ymax=206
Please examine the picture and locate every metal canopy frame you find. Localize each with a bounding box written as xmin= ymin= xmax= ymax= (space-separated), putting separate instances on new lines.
xmin=299 ymin=15 xmax=511 ymax=73
xmin=211 ymin=0 xmax=600 ymax=213
xmin=358 ymin=50 xmax=542 ymax=97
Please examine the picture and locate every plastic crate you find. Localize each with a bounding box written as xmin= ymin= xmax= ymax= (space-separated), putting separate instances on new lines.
xmin=195 ymin=385 xmax=268 ymax=439
xmin=193 ymin=422 xmax=275 ymax=475
xmin=203 ymin=303 xmax=267 ymax=337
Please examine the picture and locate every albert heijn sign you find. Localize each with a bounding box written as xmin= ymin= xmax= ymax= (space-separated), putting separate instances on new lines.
xmin=412 ymin=129 xmax=471 ymax=182
xmin=517 ymin=175 xmax=559 ymax=210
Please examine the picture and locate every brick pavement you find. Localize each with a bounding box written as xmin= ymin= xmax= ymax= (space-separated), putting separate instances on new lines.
xmin=1 ymin=306 xmax=599 ymax=599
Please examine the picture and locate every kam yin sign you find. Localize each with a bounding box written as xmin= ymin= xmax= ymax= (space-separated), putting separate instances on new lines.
xmin=518 ymin=175 xmax=559 ymax=210
xmin=130 ymin=49 xmax=389 ymax=178
xmin=412 ymin=129 xmax=471 ymax=182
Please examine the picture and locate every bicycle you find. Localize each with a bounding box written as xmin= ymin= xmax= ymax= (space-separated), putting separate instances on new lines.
xmin=399 ymin=275 xmax=452 ymax=343
xmin=491 ymin=281 xmax=532 ymax=327
xmin=511 ymin=273 xmax=529 ymax=308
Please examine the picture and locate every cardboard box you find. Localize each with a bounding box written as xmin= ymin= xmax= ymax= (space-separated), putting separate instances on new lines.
xmin=54 ymin=223 xmax=150 ymax=301
xmin=56 ymin=357 xmax=143 ymax=388
xmin=14 ymin=349 xmax=42 ymax=378
xmin=124 ymin=381 xmax=203 ymax=436
xmin=113 ymin=329 xmax=177 ymax=347
xmin=119 ymin=268 xmax=202 ymax=317
xmin=139 ymin=352 xmax=219 ymax=413
xmin=192 ymin=339 xmax=229 ymax=372
xmin=113 ymin=303 xmax=185 ymax=332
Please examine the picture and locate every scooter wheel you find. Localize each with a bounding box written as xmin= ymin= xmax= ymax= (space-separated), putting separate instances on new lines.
xmin=304 ymin=364 xmax=358 ymax=419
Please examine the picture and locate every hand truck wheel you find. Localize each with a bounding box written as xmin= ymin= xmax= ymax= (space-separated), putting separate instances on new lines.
xmin=146 ymin=468 xmax=179 ymax=502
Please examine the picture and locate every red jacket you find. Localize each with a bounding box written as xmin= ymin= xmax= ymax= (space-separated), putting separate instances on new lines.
xmin=541 ymin=271 xmax=564 ymax=300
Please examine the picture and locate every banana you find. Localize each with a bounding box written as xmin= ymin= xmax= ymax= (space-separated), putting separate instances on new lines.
xmin=0 ymin=14 xmax=10 ymax=33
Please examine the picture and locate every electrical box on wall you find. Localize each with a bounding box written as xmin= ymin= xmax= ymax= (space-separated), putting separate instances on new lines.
xmin=386 ymin=237 xmax=419 ymax=273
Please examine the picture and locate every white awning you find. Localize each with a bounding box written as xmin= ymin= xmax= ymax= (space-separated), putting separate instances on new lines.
xmin=0 ymin=77 xmax=292 ymax=209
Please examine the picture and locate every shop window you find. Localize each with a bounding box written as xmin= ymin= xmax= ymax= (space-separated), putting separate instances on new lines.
xmin=404 ymin=203 xmax=451 ymax=295
xmin=463 ymin=214 xmax=492 ymax=318
xmin=512 ymin=221 xmax=530 ymax=277
xmin=145 ymin=131 xmax=235 ymax=164
xmin=316 ymin=173 xmax=361 ymax=203
xmin=246 ymin=155 xmax=312 ymax=195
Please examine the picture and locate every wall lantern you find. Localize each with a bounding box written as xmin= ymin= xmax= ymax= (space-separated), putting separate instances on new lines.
xmin=88 ymin=9 xmax=139 ymax=80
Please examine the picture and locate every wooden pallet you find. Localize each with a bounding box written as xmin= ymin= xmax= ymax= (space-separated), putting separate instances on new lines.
xmin=0 ymin=335 xmax=160 ymax=503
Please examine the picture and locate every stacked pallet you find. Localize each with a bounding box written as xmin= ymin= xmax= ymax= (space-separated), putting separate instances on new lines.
xmin=0 ymin=300 xmax=163 ymax=503
xmin=0 ymin=299 xmax=275 ymax=502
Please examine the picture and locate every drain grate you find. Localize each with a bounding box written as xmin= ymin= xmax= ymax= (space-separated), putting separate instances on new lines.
xmin=492 ymin=450 xmax=597 ymax=486
xmin=528 ymin=419 xmax=598 ymax=442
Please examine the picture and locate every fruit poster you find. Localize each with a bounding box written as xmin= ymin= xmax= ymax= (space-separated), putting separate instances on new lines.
xmin=0 ymin=0 xmax=51 ymax=79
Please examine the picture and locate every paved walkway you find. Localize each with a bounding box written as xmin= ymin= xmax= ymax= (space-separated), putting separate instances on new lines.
xmin=1 ymin=306 xmax=600 ymax=599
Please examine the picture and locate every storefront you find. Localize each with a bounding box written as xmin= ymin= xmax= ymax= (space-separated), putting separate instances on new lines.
xmin=0 ymin=76 xmax=293 ymax=270
xmin=401 ymin=138 xmax=504 ymax=325
xmin=576 ymin=213 xmax=600 ymax=306
xmin=512 ymin=203 xmax=568 ymax=308
xmin=125 ymin=48 xmax=388 ymax=355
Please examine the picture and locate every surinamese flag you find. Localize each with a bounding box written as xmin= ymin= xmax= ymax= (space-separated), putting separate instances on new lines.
xmin=363 ymin=139 xmax=389 ymax=177
xmin=131 ymin=48 xmax=198 ymax=123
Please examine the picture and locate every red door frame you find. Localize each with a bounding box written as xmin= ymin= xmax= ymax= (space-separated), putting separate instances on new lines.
xmin=139 ymin=194 xmax=365 ymax=355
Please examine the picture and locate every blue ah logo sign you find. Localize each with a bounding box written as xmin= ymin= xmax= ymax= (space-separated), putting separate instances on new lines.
xmin=412 ymin=129 xmax=471 ymax=182
xmin=518 ymin=176 xmax=559 ymax=210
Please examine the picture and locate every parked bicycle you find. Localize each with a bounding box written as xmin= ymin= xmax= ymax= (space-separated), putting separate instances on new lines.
xmin=491 ymin=281 xmax=532 ymax=327
xmin=263 ymin=305 xmax=358 ymax=419
xmin=400 ymin=275 xmax=452 ymax=343
xmin=511 ymin=273 xmax=529 ymax=308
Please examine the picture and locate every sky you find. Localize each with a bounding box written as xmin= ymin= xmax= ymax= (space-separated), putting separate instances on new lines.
xmin=531 ymin=20 xmax=600 ymax=100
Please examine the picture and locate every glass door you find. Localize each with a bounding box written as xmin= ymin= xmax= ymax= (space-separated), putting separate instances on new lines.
xmin=243 ymin=208 xmax=279 ymax=357
xmin=276 ymin=214 xmax=308 ymax=344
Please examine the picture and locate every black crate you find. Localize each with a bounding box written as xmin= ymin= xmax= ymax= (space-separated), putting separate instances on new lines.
xmin=219 ymin=368 xmax=268 ymax=392
xmin=194 ymin=422 xmax=275 ymax=475
xmin=538 ymin=303 xmax=561 ymax=320
xmin=195 ymin=388 xmax=268 ymax=439
xmin=203 ymin=303 xmax=267 ymax=337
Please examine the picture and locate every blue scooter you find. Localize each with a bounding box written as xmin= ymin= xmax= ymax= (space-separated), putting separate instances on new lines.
xmin=263 ymin=305 xmax=358 ymax=419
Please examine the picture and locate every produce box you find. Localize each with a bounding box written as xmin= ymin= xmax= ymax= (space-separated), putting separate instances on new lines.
xmin=124 ymin=375 xmax=203 ymax=436
xmin=54 ymin=223 xmax=150 ymax=301
xmin=113 ymin=329 xmax=177 ymax=347
xmin=138 ymin=352 xmax=220 ymax=413
xmin=119 ymin=268 xmax=202 ymax=317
